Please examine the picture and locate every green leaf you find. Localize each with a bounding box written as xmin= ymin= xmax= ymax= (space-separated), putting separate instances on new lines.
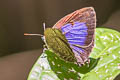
xmin=27 ymin=28 xmax=120 ymax=80
xmin=82 ymin=28 xmax=120 ymax=80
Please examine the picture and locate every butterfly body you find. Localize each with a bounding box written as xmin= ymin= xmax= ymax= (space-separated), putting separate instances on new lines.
xmin=44 ymin=7 xmax=96 ymax=66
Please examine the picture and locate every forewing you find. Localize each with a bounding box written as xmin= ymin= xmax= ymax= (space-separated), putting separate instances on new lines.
xmin=53 ymin=7 xmax=96 ymax=65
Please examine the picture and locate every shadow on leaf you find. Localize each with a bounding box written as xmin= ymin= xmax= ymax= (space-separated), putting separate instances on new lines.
xmin=45 ymin=50 xmax=99 ymax=80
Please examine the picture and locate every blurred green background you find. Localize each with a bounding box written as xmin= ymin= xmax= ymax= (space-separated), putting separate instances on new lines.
xmin=0 ymin=0 xmax=120 ymax=56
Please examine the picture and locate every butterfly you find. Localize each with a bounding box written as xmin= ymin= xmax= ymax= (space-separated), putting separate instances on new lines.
xmin=44 ymin=7 xmax=96 ymax=66
xmin=25 ymin=7 xmax=96 ymax=66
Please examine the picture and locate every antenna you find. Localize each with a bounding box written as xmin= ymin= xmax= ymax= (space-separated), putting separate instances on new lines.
xmin=43 ymin=22 xmax=46 ymax=31
xmin=24 ymin=22 xmax=46 ymax=37
xmin=24 ymin=33 xmax=43 ymax=37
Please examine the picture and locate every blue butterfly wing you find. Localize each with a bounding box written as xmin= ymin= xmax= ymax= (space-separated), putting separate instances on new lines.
xmin=61 ymin=22 xmax=91 ymax=64
xmin=62 ymin=22 xmax=88 ymax=46
xmin=53 ymin=7 xmax=96 ymax=65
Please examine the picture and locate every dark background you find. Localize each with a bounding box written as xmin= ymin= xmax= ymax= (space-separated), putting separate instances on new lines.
xmin=0 ymin=0 xmax=120 ymax=80
xmin=0 ymin=0 xmax=120 ymax=56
